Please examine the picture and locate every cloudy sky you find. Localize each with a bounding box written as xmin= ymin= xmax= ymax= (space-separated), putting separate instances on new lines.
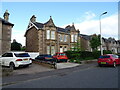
xmin=0 ymin=1 xmax=118 ymax=46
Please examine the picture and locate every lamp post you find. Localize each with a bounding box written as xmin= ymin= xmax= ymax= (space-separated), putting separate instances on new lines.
xmin=99 ymin=12 xmax=107 ymax=55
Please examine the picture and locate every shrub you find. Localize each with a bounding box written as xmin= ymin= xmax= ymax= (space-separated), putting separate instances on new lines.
xmin=65 ymin=50 xmax=113 ymax=61
xmin=103 ymin=50 xmax=112 ymax=54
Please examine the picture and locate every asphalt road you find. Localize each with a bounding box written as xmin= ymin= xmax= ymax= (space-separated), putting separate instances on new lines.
xmin=2 ymin=63 xmax=120 ymax=88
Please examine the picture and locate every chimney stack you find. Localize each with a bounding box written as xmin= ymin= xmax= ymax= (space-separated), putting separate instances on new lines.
xmin=30 ymin=15 xmax=36 ymax=23
xmin=3 ymin=10 xmax=10 ymax=21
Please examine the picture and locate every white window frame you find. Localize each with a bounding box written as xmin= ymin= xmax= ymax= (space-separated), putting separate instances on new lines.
xmin=51 ymin=46 xmax=55 ymax=55
xmin=75 ymin=34 xmax=77 ymax=42
xmin=64 ymin=35 xmax=67 ymax=42
xmin=71 ymin=35 xmax=74 ymax=42
xmin=51 ymin=31 xmax=55 ymax=40
xmin=46 ymin=30 xmax=50 ymax=39
xmin=60 ymin=34 xmax=63 ymax=42
xmin=47 ymin=46 xmax=50 ymax=54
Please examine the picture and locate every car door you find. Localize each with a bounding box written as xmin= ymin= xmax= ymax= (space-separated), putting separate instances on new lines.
xmin=1 ymin=53 xmax=14 ymax=66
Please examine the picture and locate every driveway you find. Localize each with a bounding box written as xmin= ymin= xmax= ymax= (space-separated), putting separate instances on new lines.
xmin=12 ymin=63 xmax=54 ymax=75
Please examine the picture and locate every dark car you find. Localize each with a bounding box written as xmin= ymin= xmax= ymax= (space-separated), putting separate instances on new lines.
xmin=35 ymin=54 xmax=56 ymax=63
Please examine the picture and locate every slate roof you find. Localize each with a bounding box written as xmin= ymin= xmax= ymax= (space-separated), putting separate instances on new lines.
xmin=33 ymin=22 xmax=44 ymax=29
xmin=0 ymin=17 xmax=14 ymax=26
xmin=79 ymin=34 xmax=91 ymax=40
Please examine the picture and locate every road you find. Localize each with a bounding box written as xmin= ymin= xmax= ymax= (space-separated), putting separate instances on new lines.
xmin=2 ymin=63 xmax=120 ymax=88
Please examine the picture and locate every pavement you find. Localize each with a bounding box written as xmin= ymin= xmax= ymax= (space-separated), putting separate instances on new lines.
xmin=56 ymin=62 xmax=80 ymax=69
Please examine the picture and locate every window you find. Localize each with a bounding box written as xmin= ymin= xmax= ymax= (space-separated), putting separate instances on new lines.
xmin=60 ymin=46 xmax=63 ymax=52
xmin=14 ymin=53 xmax=30 ymax=57
xmin=2 ymin=53 xmax=13 ymax=57
xmin=64 ymin=35 xmax=67 ymax=42
xmin=71 ymin=34 xmax=78 ymax=42
xmin=60 ymin=34 xmax=63 ymax=42
xmin=75 ymin=34 xmax=77 ymax=42
xmin=64 ymin=46 xmax=67 ymax=51
xmin=71 ymin=35 xmax=74 ymax=42
xmin=46 ymin=30 xmax=50 ymax=39
xmin=51 ymin=46 xmax=55 ymax=55
xmin=47 ymin=46 xmax=50 ymax=54
xmin=51 ymin=31 xmax=55 ymax=39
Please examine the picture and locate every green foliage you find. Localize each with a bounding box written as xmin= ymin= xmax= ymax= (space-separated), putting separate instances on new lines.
xmin=92 ymin=50 xmax=101 ymax=59
xmin=90 ymin=34 xmax=101 ymax=51
xmin=65 ymin=50 xmax=113 ymax=62
xmin=11 ymin=39 xmax=22 ymax=51
xmin=21 ymin=46 xmax=26 ymax=51
xmin=103 ymin=50 xmax=112 ymax=54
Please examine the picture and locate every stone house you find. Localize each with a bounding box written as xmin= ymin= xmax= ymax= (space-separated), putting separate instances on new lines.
xmin=0 ymin=10 xmax=14 ymax=55
xmin=25 ymin=15 xmax=80 ymax=55
xmin=79 ymin=34 xmax=92 ymax=51
xmin=79 ymin=34 xmax=120 ymax=54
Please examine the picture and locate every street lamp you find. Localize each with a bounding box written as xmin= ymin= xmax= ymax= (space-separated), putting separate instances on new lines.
xmin=99 ymin=12 xmax=107 ymax=55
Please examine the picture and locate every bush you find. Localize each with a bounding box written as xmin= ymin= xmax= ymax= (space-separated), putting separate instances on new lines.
xmin=92 ymin=51 xmax=101 ymax=59
xmin=65 ymin=50 xmax=113 ymax=61
xmin=103 ymin=50 xmax=112 ymax=54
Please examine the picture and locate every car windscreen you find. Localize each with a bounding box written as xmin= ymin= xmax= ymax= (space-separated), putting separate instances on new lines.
xmin=59 ymin=53 xmax=66 ymax=56
xmin=117 ymin=55 xmax=120 ymax=58
xmin=44 ymin=55 xmax=52 ymax=57
xmin=99 ymin=56 xmax=110 ymax=58
xmin=14 ymin=53 xmax=30 ymax=57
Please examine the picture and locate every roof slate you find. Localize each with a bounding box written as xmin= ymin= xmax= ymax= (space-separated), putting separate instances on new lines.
xmin=0 ymin=17 xmax=14 ymax=26
xmin=79 ymin=34 xmax=91 ymax=40
xmin=33 ymin=22 xmax=44 ymax=29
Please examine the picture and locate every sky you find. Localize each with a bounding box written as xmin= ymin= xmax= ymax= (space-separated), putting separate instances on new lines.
xmin=0 ymin=1 xmax=119 ymax=46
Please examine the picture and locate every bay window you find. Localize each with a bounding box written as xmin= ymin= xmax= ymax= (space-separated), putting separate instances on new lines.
xmin=51 ymin=31 xmax=55 ymax=39
xmin=75 ymin=34 xmax=77 ymax=42
xmin=46 ymin=30 xmax=50 ymax=39
xmin=64 ymin=35 xmax=67 ymax=42
xmin=71 ymin=35 xmax=74 ymax=42
xmin=47 ymin=46 xmax=50 ymax=54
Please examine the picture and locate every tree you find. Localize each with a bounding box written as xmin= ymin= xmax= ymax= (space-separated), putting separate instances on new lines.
xmin=11 ymin=39 xmax=22 ymax=51
xmin=90 ymin=34 xmax=101 ymax=51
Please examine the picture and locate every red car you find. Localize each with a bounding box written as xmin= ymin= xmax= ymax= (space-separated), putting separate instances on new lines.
xmin=98 ymin=54 xmax=120 ymax=67
xmin=53 ymin=52 xmax=68 ymax=62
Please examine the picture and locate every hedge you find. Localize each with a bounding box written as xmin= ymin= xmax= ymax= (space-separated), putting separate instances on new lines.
xmin=64 ymin=50 xmax=112 ymax=61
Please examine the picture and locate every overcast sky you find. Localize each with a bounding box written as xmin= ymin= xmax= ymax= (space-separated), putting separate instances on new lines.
xmin=0 ymin=1 xmax=118 ymax=46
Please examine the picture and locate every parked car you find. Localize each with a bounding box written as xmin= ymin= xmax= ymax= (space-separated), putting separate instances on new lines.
xmin=118 ymin=55 xmax=120 ymax=58
xmin=53 ymin=52 xmax=68 ymax=62
xmin=0 ymin=52 xmax=32 ymax=70
xmin=98 ymin=54 xmax=120 ymax=67
xmin=35 ymin=54 xmax=56 ymax=64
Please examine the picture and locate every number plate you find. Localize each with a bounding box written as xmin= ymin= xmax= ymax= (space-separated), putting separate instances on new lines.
xmin=101 ymin=62 xmax=106 ymax=64
xmin=24 ymin=59 xmax=28 ymax=61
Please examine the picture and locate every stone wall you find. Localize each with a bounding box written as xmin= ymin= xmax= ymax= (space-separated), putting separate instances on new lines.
xmin=25 ymin=27 xmax=39 ymax=52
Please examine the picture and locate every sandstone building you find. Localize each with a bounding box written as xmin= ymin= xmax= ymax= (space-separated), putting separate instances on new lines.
xmin=0 ymin=10 xmax=14 ymax=55
xmin=25 ymin=15 xmax=80 ymax=55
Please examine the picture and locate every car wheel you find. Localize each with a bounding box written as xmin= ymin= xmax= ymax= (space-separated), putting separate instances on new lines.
xmin=9 ymin=62 xmax=15 ymax=70
xmin=53 ymin=62 xmax=57 ymax=69
xmin=113 ymin=62 xmax=116 ymax=67
xmin=98 ymin=63 xmax=102 ymax=67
